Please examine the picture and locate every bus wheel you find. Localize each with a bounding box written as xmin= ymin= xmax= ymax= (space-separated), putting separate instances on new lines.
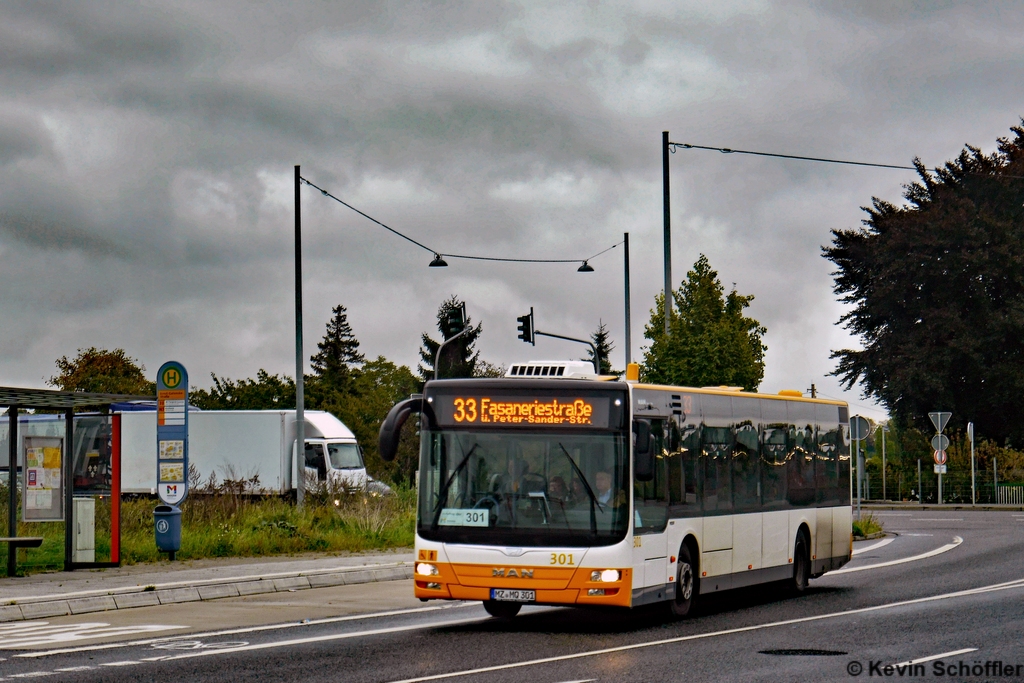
xmin=483 ymin=601 xmax=522 ymax=619
xmin=790 ymin=531 xmax=810 ymax=594
xmin=668 ymin=544 xmax=697 ymax=618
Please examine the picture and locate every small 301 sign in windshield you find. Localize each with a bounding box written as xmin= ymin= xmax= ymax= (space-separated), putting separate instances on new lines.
xmin=434 ymin=395 xmax=615 ymax=428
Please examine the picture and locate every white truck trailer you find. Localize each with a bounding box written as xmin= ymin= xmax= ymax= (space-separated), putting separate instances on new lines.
xmin=119 ymin=409 xmax=368 ymax=494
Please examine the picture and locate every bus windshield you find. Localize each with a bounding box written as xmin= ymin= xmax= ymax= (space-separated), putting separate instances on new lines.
xmin=417 ymin=429 xmax=629 ymax=547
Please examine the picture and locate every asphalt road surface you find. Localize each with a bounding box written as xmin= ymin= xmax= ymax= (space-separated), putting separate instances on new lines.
xmin=2 ymin=509 xmax=1022 ymax=682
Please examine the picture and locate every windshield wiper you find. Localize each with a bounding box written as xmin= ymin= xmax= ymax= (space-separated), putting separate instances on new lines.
xmin=557 ymin=442 xmax=602 ymax=535
xmin=431 ymin=443 xmax=479 ymax=530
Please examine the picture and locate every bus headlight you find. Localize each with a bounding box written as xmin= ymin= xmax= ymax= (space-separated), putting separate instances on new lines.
xmin=416 ymin=563 xmax=439 ymax=576
xmin=590 ymin=569 xmax=620 ymax=582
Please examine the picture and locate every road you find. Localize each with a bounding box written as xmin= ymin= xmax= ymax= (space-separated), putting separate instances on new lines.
xmin=1 ymin=509 xmax=1022 ymax=682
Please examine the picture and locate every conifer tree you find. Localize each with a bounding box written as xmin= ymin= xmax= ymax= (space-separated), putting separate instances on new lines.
xmin=642 ymin=254 xmax=766 ymax=390
xmin=418 ymin=295 xmax=482 ymax=380
xmin=311 ymin=304 xmax=365 ymax=387
xmin=585 ymin=320 xmax=617 ymax=375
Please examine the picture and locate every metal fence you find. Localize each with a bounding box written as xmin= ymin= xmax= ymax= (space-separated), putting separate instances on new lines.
xmin=862 ymin=468 xmax=1023 ymax=504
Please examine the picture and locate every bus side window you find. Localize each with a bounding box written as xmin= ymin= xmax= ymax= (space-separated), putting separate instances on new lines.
xmin=731 ymin=397 xmax=761 ymax=511
xmin=786 ymin=403 xmax=816 ymax=506
xmin=635 ymin=419 xmax=669 ymax=534
xmin=701 ymin=395 xmax=733 ymax=512
xmin=760 ymin=398 xmax=788 ymax=509
xmin=816 ymin=403 xmax=841 ymax=506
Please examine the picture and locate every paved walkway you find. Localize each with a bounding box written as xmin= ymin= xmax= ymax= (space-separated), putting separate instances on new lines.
xmin=0 ymin=550 xmax=415 ymax=623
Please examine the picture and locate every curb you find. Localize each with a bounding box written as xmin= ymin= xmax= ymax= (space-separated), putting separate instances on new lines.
xmin=0 ymin=561 xmax=413 ymax=623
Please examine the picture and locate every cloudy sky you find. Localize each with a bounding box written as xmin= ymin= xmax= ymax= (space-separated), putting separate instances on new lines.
xmin=1 ymin=1 xmax=1021 ymax=420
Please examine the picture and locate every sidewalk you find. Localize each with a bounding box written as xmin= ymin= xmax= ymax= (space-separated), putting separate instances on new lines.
xmin=0 ymin=550 xmax=414 ymax=623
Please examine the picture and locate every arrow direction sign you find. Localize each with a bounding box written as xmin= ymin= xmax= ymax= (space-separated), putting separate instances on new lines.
xmin=931 ymin=434 xmax=950 ymax=452
xmin=929 ymin=411 xmax=952 ymax=433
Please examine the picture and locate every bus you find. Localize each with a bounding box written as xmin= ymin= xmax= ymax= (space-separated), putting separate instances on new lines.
xmin=378 ymin=360 xmax=852 ymax=619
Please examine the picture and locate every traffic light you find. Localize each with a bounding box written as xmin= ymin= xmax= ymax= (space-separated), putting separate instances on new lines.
xmin=444 ymin=303 xmax=466 ymax=338
xmin=517 ymin=307 xmax=535 ymax=345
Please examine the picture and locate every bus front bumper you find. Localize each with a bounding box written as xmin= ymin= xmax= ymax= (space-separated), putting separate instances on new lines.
xmin=413 ymin=562 xmax=633 ymax=608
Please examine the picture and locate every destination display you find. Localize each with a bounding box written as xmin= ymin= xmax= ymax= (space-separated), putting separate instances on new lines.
xmin=432 ymin=394 xmax=616 ymax=428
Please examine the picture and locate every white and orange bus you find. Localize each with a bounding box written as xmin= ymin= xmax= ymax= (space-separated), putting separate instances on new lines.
xmin=379 ymin=360 xmax=852 ymax=618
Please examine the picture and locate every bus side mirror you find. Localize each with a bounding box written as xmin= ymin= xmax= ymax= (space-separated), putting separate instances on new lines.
xmin=634 ymin=420 xmax=654 ymax=482
xmin=378 ymin=395 xmax=425 ymax=462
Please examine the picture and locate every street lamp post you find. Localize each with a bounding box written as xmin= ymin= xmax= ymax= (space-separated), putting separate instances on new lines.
xmin=294 ymin=165 xmax=305 ymax=508
xmin=623 ymin=231 xmax=631 ymax=367
xmin=662 ymin=131 xmax=672 ymax=338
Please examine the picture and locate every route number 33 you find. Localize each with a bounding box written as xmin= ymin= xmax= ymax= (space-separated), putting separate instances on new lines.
xmin=452 ymin=398 xmax=478 ymax=423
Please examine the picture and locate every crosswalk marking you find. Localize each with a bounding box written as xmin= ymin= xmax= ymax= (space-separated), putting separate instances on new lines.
xmin=0 ymin=621 xmax=185 ymax=649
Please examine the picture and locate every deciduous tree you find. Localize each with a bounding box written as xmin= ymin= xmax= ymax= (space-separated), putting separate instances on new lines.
xmin=47 ymin=347 xmax=154 ymax=395
xmin=824 ymin=122 xmax=1024 ymax=443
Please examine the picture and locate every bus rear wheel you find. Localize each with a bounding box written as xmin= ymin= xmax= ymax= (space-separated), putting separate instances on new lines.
xmin=483 ymin=601 xmax=522 ymax=619
xmin=668 ymin=544 xmax=698 ymax=618
xmin=790 ymin=530 xmax=810 ymax=594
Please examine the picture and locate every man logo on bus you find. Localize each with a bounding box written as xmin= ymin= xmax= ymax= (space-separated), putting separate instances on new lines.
xmin=493 ymin=568 xmax=534 ymax=578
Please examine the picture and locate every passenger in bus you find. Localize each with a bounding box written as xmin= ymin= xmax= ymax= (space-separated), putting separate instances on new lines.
xmin=547 ymin=476 xmax=568 ymax=502
xmin=596 ymin=471 xmax=625 ymax=507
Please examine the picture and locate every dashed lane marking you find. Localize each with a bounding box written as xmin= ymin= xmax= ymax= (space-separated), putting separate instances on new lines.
xmin=853 ymin=538 xmax=894 ymax=555
xmin=894 ymin=647 xmax=978 ymax=667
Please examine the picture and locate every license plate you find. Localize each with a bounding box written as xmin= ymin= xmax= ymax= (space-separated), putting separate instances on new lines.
xmin=490 ymin=589 xmax=535 ymax=602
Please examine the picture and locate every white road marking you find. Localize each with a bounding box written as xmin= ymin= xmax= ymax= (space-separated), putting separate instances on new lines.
xmin=158 ymin=616 xmax=490 ymax=661
xmin=891 ymin=533 xmax=933 ymax=536
xmin=6 ymin=673 xmax=56 ymax=679
xmin=873 ymin=512 xmax=914 ymax=516
xmin=130 ymin=575 xmax=1024 ymax=679
xmin=829 ymin=536 xmax=962 ymax=575
xmin=16 ymin=602 xmax=473 ymax=658
xmin=374 ymin=578 xmax=1024 ymax=683
xmin=894 ymin=647 xmax=978 ymax=666
xmin=100 ymin=661 xmax=140 ymax=666
xmin=852 ymin=538 xmax=894 ymax=555
xmin=0 ymin=622 xmax=185 ymax=649
xmin=52 ymin=667 xmax=93 ymax=672
xmin=913 ymin=518 xmax=963 ymax=521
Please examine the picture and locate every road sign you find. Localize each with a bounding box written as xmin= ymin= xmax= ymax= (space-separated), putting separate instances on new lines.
xmin=928 ymin=411 xmax=952 ymax=433
xmin=934 ymin=464 xmax=947 ymax=474
xmin=850 ymin=416 xmax=870 ymax=440
xmin=931 ymin=434 xmax=950 ymax=452
xmin=157 ymin=361 xmax=189 ymax=506
xmin=934 ymin=449 xmax=947 ymax=465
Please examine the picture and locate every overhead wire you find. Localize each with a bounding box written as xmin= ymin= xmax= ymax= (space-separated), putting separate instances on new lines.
xmin=669 ymin=142 xmax=1024 ymax=179
xmin=299 ymin=176 xmax=621 ymax=265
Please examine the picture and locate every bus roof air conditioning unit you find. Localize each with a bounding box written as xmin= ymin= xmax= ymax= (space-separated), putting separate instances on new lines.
xmin=505 ymin=360 xmax=597 ymax=379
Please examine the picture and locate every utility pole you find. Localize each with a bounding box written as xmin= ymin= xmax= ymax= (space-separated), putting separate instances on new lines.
xmin=294 ymin=165 xmax=305 ymax=508
xmin=968 ymin=422 xmax=975 ymax=505
xmin=662 ymin=131 xmax=672 ymax=338
xmin=882 ymin=424 xmax=888 ymax=501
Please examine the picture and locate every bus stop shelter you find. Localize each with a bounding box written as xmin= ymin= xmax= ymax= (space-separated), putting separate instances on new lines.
xmin=1 ymin=386 xmax=154 ymax=575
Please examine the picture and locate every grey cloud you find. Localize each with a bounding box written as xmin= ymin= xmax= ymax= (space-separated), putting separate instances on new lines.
xmin=0 ymin=0 xmax=1018 ymax=422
